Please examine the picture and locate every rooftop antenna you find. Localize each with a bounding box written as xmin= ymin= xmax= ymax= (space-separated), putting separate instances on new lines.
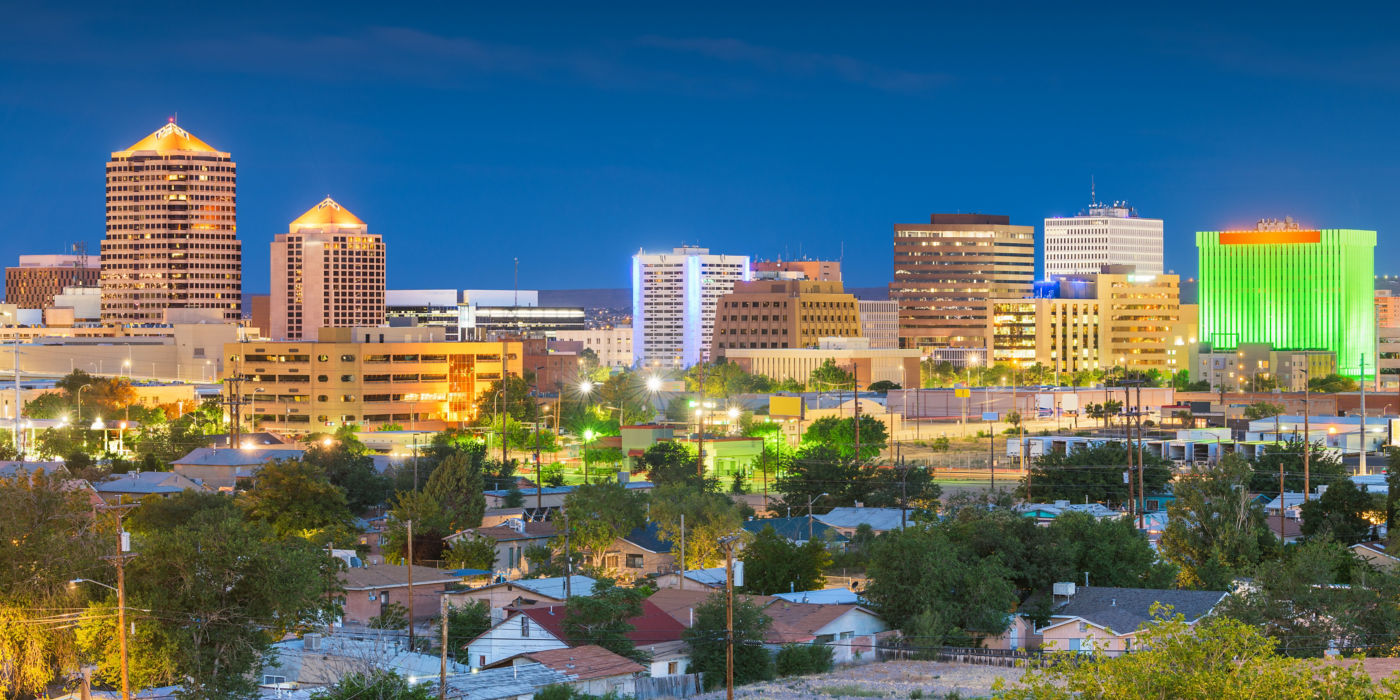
xmin=513 ymin=257 xmax=519 ymax=307
xmin=1090 ymin=175 xmax=1096 ymax=206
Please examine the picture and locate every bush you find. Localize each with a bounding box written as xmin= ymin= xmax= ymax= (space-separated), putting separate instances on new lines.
xmin=930 ymin=437 xmax=950 ymax=452
xmin=775 ymin=643 xmax=835 ymax=676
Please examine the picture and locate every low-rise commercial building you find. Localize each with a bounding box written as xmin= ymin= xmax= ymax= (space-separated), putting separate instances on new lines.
xmin=1191 ymin=343 xmax=1337 ymax=393
xmin=1381 ymin=325 xmax=1400 ymax=391
xmin=723 ymin=338 xmax=921 ymax=389
xmin=858 ymin=299 xmax=899 ymax=349
xmin=711 ymin=279 xmax=860 ymax=357
xmin=553 ymin=327 xmax=633 ymax=367
xmin=223 ymin=327 xmax=523 ymax=433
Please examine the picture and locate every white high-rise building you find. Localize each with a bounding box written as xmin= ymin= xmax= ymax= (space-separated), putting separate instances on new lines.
xmin=632 ymin=246 xmax=750 ymax=368
xmin=1044 ymin=202 xmax=1164 ymax=278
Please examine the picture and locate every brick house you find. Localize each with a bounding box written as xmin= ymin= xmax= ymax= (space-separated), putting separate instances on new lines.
xmin=340 ymin=564 xmax=460 ymax=626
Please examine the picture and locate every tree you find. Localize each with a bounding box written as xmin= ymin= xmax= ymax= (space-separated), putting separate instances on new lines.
xmin=381 ymin=490 xmax=452 ymax=565
xmin=1309 ymin=373 xmax=1359 ymax=393
xmin=310 ymin=671 xmax=434 ymax=700
xmin=639 ymin=441 xmax=706 ymax=489
xmin=1218 ymin=538 xmax=1400 ymax=657
xmin=80 ymin=509 xmax=342 ymax=699
xmin=683 ymin=593 xmax=774 ymax=689
xmin=237 ymin=459 xmax=355 ymax=543
xmin=650 ymin=484 xmax=744 ymax=568
xmin=422 ymin=447 xmax=488 ymax=532
xmin=808 ymin=359 xmax=855 ymax=389
xmin=0 ymin=469 xmax=107 ymax=697
xmin=1243 ymin=402 xmax=1286 ymax=421
xmin=999 ymin=612 xmax=1382 ymax=699
xmin=774 ymin=444 xmax=858 ymax=511
xmin=1023 ymin=442 xmax=1172 ymax=507
xmin=775 ymin=643 xmax=835 ymax=676
xmin=740 ymin=525 xmax=830 ymax=594
xmin=864 ymin=523 xmax=1018 ymax=644
xmin=302 ymin=443 xmax=390 ymax=512
xmin=1299 ymin=479 xmax=1381 ymax=545
xmin=1161 ymin=455 xmax=1275 ymax=589
xmin=128 ymin=490 xmax=241 ymax=534
xmin=443 ymin=534 xmax=499 ymax=570
xmin=866 ymin=380 xmax=901 ymax=393
xmin=369 ymin=602 xmax=408 ymax=630
xmin=1046 ymin=512 xmax=1177 ymax=590
xmin=801 ymin=415 xmax=887 ymax=462
xmin=1250 ymin=438 xmax=1348 ymax=494
xmin=563 ymin=577 xmax=649 ymax=662
xmin=444 ymin=600 xmax=492 ymax=660
xmin=562 ymin=481 xmax=646 ymax=568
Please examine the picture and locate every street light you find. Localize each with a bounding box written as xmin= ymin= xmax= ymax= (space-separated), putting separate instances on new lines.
xmin=579 ymin=380 xmax=594 ymax=395
xmin=581 ymin=428 xmax=596 ymax=483
xmin=646 ymin=376 xmax=662 ymax=393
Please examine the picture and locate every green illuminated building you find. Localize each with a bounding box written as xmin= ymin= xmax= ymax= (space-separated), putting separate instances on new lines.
xmin=1196 ymin=224 xmax=1376 ymax=378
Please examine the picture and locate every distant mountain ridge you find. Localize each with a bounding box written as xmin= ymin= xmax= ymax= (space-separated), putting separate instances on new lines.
xmin=540 ymin=286 xmax=889 ymax=309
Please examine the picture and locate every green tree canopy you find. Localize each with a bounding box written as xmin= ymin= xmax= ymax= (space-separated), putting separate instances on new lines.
xmin=562 ymin=481 xmax=647 ymax=569
xmin=683 ymin=593 xmax=774 ymax=689
xmin=1250 ymin=438 xmax=1349 ymax=494
xmin=444 ymin=534 xmax=499 ymax=570
xmin=649 ymin=484 xmax=744 ymax=568
xmin=1024 ymin=442 xmax=1173 ymax=507
xmin=808 ymin=359 xmax=855 ymax=389
xmin=740 ymin=525 xmax=830 ymax=595
xmin=237 ymin=459 xmax=355 ymax=543
xmin=1161 ymin=455 xmax=1276 ymax=589
xmin=311 ymin=671 xmax=434 ymax=700
xmin=801 ymin=415 xmax=887 ymax=462
xmin=301 ymin=442 xmax=390 ymax=512
xmin=422 ymin=446 xmax=488 ymax=532
xmin=1298 ymin=479 xmax=1382 ymax=545
xmin=639 ymin=441 xmax=706 ymax=489
xmin=1000 ymin=611 xmax=1383 ymax=699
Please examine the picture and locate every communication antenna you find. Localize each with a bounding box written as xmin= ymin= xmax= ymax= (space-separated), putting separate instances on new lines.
xmin=1090 ymin=175 xmax=1096 ymax=207
xmin=72 ymin=242 xmax=89 ymax=279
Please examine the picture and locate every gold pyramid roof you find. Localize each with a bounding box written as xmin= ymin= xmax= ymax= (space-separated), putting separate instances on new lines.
xmin=291 ymin=197 xmax=366 ymax=228
xmin=116 ymin=122 xmax=222 ymax=156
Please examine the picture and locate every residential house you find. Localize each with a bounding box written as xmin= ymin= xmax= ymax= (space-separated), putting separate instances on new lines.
xmin=1267 ymin=516 xmax=1304 ymax=545
xmin=432 ymin=661 xmax=571 ymax=700
xmin=1037 ymin=585 xmax=1228 ymax=656
xmin=170 ymin=447 xmax=306 ymax=490
xmin=482 ymin=645 xmax=644 ymax=697
xmin=649 ymin=588 xmax=891 ymax=665
xmin=1264 ymin=492 xmax=1306 ymax=519
xmin=814 ymin=507 xmax=912 ymax=536
xmin=742 ymin=516 xmax=849 ymax=546
xmin=445 ymin=576 xmax=597 ymax=620
xmin=637 ymin=639 xmax=692 ymax=678
xmin=1351 ymin=541 xmax=1399 ymax=570
xmin=1016 ymin=501 xmax=1121 ymax=526
xmin=445 ymin=518 xmax=556 ymax=579
xmin=0 ymin=461 xmax=66 ymax=479
xmin=265 ymin=632 xmax=469 ymax=689
xmin=604 ymin=523 xmax=677 ymax=579
xmin=93 ymin=471 xmax=205 ymax=502
xmin=340 ymin=564 xmax=460 ymax=626
xmin=653 ymin=566 xmax=730 ymax=590
xmin=773 ymin=588 xmax=861 ymax=605
xmin=465 ymin=600 xmax=686 ymax=669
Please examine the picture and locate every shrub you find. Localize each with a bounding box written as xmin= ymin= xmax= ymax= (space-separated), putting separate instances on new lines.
xmin=776 ymin=643 xmax=835 ymax=676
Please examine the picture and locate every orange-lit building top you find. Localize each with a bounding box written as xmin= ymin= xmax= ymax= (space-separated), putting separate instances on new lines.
xmin=1219 ymin=230 xmax=1321 ymax=245
xmin=112 ymin=121 xmax=225 ymax=157
xmin=292 ymin=197 xmax=367 ymax=228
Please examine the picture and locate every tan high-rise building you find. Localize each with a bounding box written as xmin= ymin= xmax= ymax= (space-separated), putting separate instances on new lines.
xmin=890 ymin=214 xmax=1035 ymax=355
xmin=271 ymin=198 xmax=385 ymax=341
xmin=751 ymin=259 xmax=842 ymax=281
xmin=711 ymin=279 xmax=861 ymax=358
xmin=989 ymin=271 xmax=1194 ymax=376
xmin=5 ymin=255 xmax=99 ymax=309
xmin=101 ymin=122 xmax=241 ymax=323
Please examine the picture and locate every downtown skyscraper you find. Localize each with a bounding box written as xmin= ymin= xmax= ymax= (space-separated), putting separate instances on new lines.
xmin=1044 ymin=200 xmax=1164 ymax=277
xmin=632 ymin=246 xmax=750 ymax=368
xmin=100 ymin=122 xmax=242 ymax=323
xmin=270 ymin=197 xmax=385 ymax=341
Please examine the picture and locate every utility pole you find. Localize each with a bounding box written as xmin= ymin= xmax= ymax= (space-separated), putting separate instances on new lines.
xmin=563 ymin=511 xmax=572 ymax=598
xmin=719 ymin=536 xmax=740 ymax=700
xmin=1359 ymin=353 xmax=1368 ymax=476
xmin=220 ymin=374 xmax=252 ymax=447
xmin=97 ymin=503 xmax=138 ymax=700
xmin=988 ymin=411 xmax=995 ymax=491
xmin=1123 ymin=379 xmax=1134 ymax=519
xmin=439 ymin=595 xmax=449 ymax=700
xmin=852 ymin=377 xmax=861 ymax=464
xmin=1136 ymin=382 xmax=1145 ymax=531
xmin=678 ymin=514 xmax=686 ymax=591
xmin=534 ymin=402 xmax=545 ymax=513
xmin=406 ymin=519 xmax=415 ymax=651
xmin=696 ymin=361 xmax=707 ymax=479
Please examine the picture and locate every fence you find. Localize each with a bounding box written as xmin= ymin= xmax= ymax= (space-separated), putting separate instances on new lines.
xmin=877 ymin=644 xmax=1050 ymax=668
xmin=634 ymin=673 xmax=704 ymax=700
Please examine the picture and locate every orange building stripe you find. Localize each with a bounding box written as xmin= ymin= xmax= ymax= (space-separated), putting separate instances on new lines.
xmin=1219 ymin=230 xmax=1321 ymax=245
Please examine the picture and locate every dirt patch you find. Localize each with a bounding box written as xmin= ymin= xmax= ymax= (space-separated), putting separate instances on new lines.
xmin=693 ymin=660 xmax=1025 ymax=699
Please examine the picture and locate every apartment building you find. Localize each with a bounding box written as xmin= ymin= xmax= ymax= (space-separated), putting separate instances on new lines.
xmin=710 ymin=279 xmax=860 ymax=358
xmin=225 ymin=327 xmax=524 ymax=433
xmin=632 ymin=246 xmax=750 ymax=368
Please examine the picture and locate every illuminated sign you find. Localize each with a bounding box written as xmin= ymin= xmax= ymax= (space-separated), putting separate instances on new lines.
xmin=1219 ymin=230 xmax=1320 ymax=245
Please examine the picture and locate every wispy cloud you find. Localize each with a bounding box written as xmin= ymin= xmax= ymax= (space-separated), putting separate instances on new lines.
xmin=637 ymin=36 xmax=948 ymax=93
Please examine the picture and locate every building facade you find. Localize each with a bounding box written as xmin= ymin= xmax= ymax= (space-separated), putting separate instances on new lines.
xmin=5 ymin=255 xmax=99 ymax=309
xmin=711 ymin=279 xmax=860 ymax=358
xmin=989 ymin=272 xmax=1193 ymax=376
xmin=858 ymin=299 xmax=899 ymax=349
xmin=224 ymin=327 xmax=524 ymax=433
xmin=386 ymin=289 xmax=465 ymax=340
xmin=722 ymin=338 xmax=922 ymax=389
xmin=751 ymin=259 xmax=841 ymax=281
xmin=1380 ymin=326 xmax=1400 ymax=391
xmin=1197 ymin=220 xmax=1376 ymax=379
xmin=271 ymin=197 xmax=385 ymax=341
xmin=554 ymin=327 xmax=634 ymax=367
xmin=101 ymin=122 xmax=242 ymax=323
xmin=890 ymin=214 xmax=1035 ymax=354
xmin=1378 ymin=290 xmax=1400 ymax=329
xmin=632 ymin=246 xmax=750 ymax=368
xmin=1191 ymin=343 xmax=1337 ymax=393
xmin=1044 ymin=202 xmax=1164 ymax=277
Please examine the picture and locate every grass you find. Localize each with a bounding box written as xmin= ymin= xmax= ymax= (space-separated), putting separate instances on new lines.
xmin=817 ymin=686 xmax=888 ymax=697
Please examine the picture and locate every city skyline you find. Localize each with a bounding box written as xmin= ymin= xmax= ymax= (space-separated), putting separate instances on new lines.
xmin=2 ymin=3 xmax=1399 ymax=292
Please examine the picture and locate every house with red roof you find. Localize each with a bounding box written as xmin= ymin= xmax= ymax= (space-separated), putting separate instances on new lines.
xmin=482 ymin=645 xmax=645 ymax=697
xmin=465 ymin=600 xmax=686 ymax=671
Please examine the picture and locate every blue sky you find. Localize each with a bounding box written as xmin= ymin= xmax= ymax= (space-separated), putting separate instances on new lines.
xmin=1 ymin=1 xmax=1396 ymax=292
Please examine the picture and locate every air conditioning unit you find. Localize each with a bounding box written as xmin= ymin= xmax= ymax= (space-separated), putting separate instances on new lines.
xmin=304 ymin=633 xmax=322 ymax=652
xmin=1052 ymin=582 xmax=1076 ymax=597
